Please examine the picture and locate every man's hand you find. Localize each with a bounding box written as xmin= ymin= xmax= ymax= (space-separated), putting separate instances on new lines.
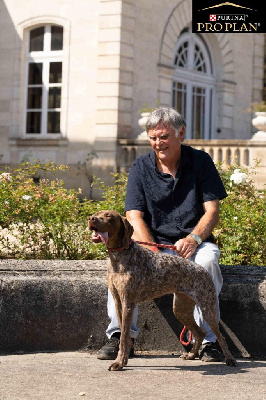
xmin=174 ymin=236 xmax=198 ymax=259
xmin=175 ymin=199 xmax=220 ymax=259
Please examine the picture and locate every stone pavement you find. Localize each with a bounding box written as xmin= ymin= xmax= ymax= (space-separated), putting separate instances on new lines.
xmin=0 ymin=351 xmax=266 ymax=400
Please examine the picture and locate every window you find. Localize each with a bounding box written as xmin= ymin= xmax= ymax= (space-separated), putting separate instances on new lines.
xmin=25 ymin=25 xmax=63 ymax=135
xmin=172 ymin=30 xmax=215 ymax=139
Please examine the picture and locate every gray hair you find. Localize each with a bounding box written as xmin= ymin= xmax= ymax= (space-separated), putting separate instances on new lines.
xmin=146 ymin=107 xmax=186 ymax=135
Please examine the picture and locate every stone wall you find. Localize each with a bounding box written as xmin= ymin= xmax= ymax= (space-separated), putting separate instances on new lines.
xmin=0 ymin=260 xmax=265 ymax=359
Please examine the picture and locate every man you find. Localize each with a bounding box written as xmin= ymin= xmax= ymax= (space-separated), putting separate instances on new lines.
xmin=97 ymin=107 xmax=227 ymax=362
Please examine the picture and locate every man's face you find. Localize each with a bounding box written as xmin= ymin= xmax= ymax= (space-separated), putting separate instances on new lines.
xmin=147 ymin=122 xmax=185 ymax=163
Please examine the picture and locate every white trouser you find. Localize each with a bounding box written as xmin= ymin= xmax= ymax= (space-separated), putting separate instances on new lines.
xmin=106 ymin=242 xmax=223 ymax=344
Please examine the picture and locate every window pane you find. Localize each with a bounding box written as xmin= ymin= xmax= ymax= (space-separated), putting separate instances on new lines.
xmin=27 ymin=87 xmax=42 ymax=109
xmin=30 ymin=27 xmax=44 ymax=52
xmin=26 ymin=112 xmax=41 ymax=134
xmin=48 ymin=112 xmax=60 ymax=133
xmin=172 ymin=81 xmax=187 ymax=119
xmin=49 ymin=62 xmax=62 ymax=83
xmin=51 ymin=26 xmax=63 ymax=51
xmin=48 ymin=87 xmax=61 ymax=108
xmin=194 ymin=44 xmax=207 ymax=73
xmin=192 ymin=87 xmax=205 ymax=139
xmin=174 ymin=41 xmax=188 ymax=67
xmin=28 ymin=63 xmax=43 ymax=85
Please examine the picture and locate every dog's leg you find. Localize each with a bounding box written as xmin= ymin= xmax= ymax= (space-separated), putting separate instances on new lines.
xmin=173 ymin=292 xmax=205 ymax=360
xmin=109 ymin=284 xmax=123 ymax=328
xmin=109 ymin=300 xmax=136 ymax=371
xmin=200 ymin=307 xmax=237 ymax=367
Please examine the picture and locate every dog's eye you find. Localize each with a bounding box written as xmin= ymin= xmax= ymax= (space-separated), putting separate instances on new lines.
xmin=105 ymin=213 xmax=111 ymax=218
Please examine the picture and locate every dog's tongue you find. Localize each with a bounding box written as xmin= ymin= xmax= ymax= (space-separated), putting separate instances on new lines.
xmin=92 ymin=231 xmax=109 ymax=245
xmin=99 ymin=232 xmax=108 ymax=244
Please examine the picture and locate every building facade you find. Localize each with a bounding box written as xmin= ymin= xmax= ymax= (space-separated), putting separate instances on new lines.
xmin=0 ymin=0 xmax=265 ymax=196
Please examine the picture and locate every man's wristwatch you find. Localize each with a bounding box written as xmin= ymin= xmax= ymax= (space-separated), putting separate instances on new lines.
xmin=189 ymin=233 xmax=202 ymax=246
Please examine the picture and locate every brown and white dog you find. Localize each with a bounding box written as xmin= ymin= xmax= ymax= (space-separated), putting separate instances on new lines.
xmin=89 ymin=210 xmax=237 ymax=371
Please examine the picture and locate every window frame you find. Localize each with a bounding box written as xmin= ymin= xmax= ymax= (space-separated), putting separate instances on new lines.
xmin=172 ymin=31 xmax=216 ymax=140
xmin=24 ymin=24 xmax=64 ymax=137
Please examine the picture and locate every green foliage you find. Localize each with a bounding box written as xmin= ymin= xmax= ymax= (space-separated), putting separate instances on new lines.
xmin=90 ymin=173 xmax=128 ymax=215
xmin=214 ymin=163 xmax=265 ymax=266
xmin=246 ymin=101 xmax=266 ymax=112
xmin=0 ymin=161 xmax=265 ymax=265
xmin=0 ymin=161 xmax=126 ymax=260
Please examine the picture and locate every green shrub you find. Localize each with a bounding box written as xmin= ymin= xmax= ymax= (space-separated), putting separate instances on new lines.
xmin=214 ymin=164 xmax=265 ymax=266
xmin=0 ymin=161 xmax=265 ymax=265
xmin=0 ymin=162 xmax=126 ymax=260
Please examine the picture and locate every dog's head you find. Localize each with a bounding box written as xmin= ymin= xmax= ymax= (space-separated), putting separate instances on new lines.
xmin=88 ymin=210 xmax=134 ymax=249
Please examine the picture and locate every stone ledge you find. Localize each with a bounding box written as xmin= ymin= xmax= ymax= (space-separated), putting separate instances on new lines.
xmin=0 ymin=261 xmax=265 ymax=358
xmin=9 ymin=138 xmax=68 ymax=147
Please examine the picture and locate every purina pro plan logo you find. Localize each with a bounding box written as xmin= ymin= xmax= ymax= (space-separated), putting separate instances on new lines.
xmin=192 ymin=1 xmax=265 ymax=33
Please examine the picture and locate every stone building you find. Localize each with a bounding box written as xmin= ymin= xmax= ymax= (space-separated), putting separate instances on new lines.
xmin=0 ymin=0 xmax=265 ymax=197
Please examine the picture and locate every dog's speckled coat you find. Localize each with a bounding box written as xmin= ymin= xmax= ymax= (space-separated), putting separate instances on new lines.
xmin=89 ymin=210 xmax=237 ymax=371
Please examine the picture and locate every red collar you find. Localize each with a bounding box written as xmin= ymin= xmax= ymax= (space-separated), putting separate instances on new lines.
xmin=107 ymin=240 xmax=132 ymax=252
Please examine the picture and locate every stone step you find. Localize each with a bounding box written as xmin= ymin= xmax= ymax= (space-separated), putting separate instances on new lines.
xmin=0 ymin=260 xmax=265 ymax=358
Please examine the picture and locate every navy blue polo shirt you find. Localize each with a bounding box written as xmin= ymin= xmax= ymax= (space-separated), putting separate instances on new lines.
xmin=125 ymin=145 xmax=227 ymax=245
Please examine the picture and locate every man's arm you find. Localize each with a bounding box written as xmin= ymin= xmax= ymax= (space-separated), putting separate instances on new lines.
xmin=175 ymin=199 xmax=220 ymax=259
xmin=125 ymin=210 xmax=159 ymax=251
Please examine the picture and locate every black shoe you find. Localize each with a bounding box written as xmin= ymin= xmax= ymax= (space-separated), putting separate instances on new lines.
xmin=97 ymin=336 xmax=120 ymax=360
xmin=199 ymin=341 xmax=225 ymax=362
xmin=97 ymin=334 xmax=135 ymax=360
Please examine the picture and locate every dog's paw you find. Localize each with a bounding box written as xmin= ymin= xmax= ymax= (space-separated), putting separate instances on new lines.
xmin=226 ymin=358 xmax=238 ymax=367
xmin=181 ymin=351 xmax=196 ymax=360
xmin=108 ymin=362 xmax=124 ymax=371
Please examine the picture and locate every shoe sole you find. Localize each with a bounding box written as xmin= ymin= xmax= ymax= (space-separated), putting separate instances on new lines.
xmin=97 ymin=351 xmax=135 ymax=360
xmin=97 ymin=353 xmax=117 ymax=360
xmin=200 ymin=355 xmax=225 ymax=362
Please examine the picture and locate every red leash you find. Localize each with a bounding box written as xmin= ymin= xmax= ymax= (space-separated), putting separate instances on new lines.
xmin=135 ymin=240 xmax=177 ymax=251
xmin=107 ymin=240 xmax=177 ymax=252
xmin=135 ymin=240 xmax=192 ymax=346
xmin=180 ymin=326 xmax=193 ymax=346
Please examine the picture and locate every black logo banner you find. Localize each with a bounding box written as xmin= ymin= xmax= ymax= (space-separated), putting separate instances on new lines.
xmin=192 ymin=1 xmax=265 ymax=33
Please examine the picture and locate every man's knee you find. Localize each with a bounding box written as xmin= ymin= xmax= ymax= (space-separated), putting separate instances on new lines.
xmin=193 ymin=243 xmax=220 ymax=270
xmin=197 ymin=252 xmax=218 ymax=272
xmin=193 ymin=243 xmax=223 ymax=293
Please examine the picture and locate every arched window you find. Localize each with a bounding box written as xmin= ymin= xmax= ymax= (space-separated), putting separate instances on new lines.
xmin=172 ymin=29 xmax=215 ymax=139
xmin=25 ymin=25 xmax=63 ymax=135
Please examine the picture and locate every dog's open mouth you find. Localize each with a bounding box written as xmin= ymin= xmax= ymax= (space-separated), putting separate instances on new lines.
xmin=93 ymin=231 xmax=109 ymax=244
xmin=90 ymin=227 xmax=109 ymax=245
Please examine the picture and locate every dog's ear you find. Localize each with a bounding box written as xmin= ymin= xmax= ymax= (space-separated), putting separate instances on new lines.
xmin=121 ymin=216 xmax=134 ymax=249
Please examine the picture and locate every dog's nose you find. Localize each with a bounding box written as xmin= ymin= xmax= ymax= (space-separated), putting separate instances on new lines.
xmin=89 ymin=216 xmax=96 ymax=221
